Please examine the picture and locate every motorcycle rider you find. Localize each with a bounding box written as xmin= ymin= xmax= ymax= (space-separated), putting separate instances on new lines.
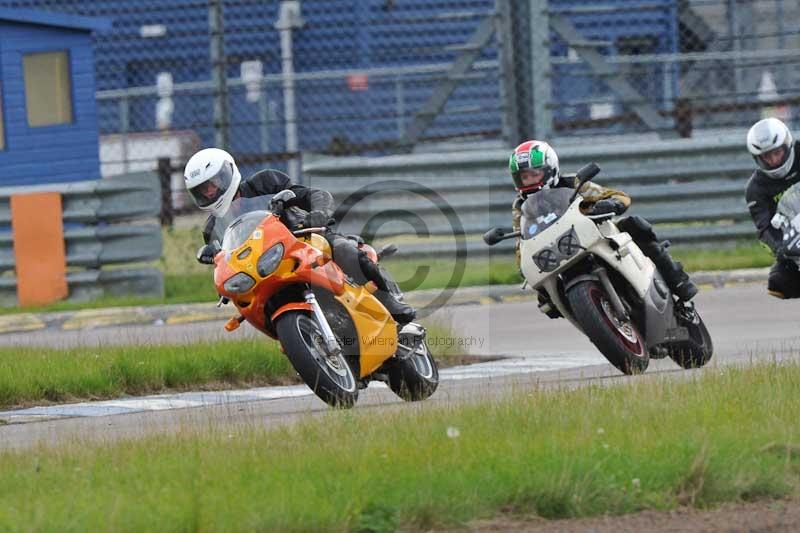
xmin=509 ymin=140 xmax=698 ymax=317
xmin=745 ymin=117 xmax=800 ymax=299
xmin=183 ymin=147 xmax=416 ymax=324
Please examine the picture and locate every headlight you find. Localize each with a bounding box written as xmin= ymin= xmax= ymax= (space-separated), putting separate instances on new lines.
xmin=557 ymin=229 xmax=582 ymax=256
xmin=223 ymin=272 xmax=256 ymax=294
xmin=533 ymin=249 xmax=559 ymax=272
xmin=257 ymin=243 xmax=284 ymax=277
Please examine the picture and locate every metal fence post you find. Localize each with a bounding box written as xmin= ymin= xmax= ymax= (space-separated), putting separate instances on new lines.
xmin=209 ymin=0 xmax=229 ymax=150
xmin=727 ymin=0 xmax=743 ymax=104
xmin=276 ymin=1 xmax=304 ymax=183
xmin=675 ymin=98 xmax=693 ymax=138
xmin=157 ymin=157 xmax=174 ymax=227
xmin=395 ymin=77 xmax=406 ymax=139
xmin=496 ymin=0 xmax=520 ymax=147
xmin=119 ymin=93 xmax=130 ymax=173
xmin=259 ymin=78 xmax=270 ymax=155
xmin=529 ymin=0 xmax=552 ymax=139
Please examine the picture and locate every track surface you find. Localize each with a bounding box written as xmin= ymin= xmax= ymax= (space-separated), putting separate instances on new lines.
xmin=1 ymin=283 xmax=797 ymax=451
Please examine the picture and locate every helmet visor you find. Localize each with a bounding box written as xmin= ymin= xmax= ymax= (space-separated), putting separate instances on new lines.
xmin=513 ymin=168 xmax=548 ymax=193
xmin=189 ymin=162 xmax=235 ymax=207
xmin=758 ymin=146 xmax=789 ymax=170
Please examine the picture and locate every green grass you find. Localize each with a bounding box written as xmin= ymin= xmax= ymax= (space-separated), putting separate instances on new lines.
xmin=382 ymin=255 xmax=522 ymax=291
xmin=2 ymin=361 xmax=800 ymax=531
xmin=0 ymin=338 xmax=293 ymax=408
xmin=672 ymin=242 xmax=774 ymax=271
xmin=0 ymin=322 xmax=463 ymax=409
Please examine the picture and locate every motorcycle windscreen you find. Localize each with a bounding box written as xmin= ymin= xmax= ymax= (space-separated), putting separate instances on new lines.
xmin=520 ymin=187 xmax=574 ymax=240
xmin=777 ymin=182 xmax=800 ymax=227
xmin=210 ymin=195 xmax=273 ymax=248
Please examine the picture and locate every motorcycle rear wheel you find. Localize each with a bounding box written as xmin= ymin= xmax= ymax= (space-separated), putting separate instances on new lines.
xmin=567 ymin=280 xmax=649 ymax=375
xmin=668 ymin=305 xmax=714 ymax=369
xmin=275 ymin=311 xmax=358 ymax=408
xmin=385 ymin=336 xmax=439 ymax=401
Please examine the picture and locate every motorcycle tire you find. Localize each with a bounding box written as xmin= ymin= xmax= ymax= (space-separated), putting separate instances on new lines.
xmin=567 ymin=280 xmax=649 ymax=375
xmin=385 ymin=337 xmax=439 ymax=401
xmin=668 ymin=306 xmax=714 ymax=369
xmin=275 ymin=311 xmax=358 ymax=408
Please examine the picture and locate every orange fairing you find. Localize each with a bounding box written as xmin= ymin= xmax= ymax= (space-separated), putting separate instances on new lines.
xmin=214 ymin=214 xmax=345 ymax=335
xmin=270 ymin=302 xmax=313 ymax=322
xmin=336 ymin=284 xmax=397 ymax=377
xmin=213 ymin=212 xmax=398 ymax=379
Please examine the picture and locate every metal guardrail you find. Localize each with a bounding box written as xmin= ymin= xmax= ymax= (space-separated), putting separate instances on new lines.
xmin=0 ymin=171 xmax=160 ymax=225
xmin=0 ymin=172 xmax=164 ymax=306
xmin=0 ymin=268 xmax=164 ymax=308
xmin=304 ymin=133 xmax=762 ymax=257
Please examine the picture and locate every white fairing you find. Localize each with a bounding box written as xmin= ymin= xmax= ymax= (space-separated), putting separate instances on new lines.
xmin=519 ymin=198 xmax=656 ymax=320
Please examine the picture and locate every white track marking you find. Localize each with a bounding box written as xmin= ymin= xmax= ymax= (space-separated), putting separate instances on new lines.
xmin=0 ymin=355 xmax=600 ymax=423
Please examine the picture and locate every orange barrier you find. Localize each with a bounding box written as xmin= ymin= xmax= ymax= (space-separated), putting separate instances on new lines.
xmin=11 ymin=192 xmax=68 ymax=306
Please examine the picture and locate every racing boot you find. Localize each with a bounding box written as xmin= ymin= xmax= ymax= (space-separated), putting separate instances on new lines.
xmin=358 ymin=253 xmax=417 ymax=325
xmin=642 ymin=241 xmax=698 ymax=301
xmin=374 ymin=289 xmax=417 ymax=325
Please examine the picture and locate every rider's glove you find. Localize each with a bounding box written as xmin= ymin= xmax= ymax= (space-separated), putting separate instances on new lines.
xmin=196 ymin=244 xmax=218 ymax=265
xmin=589 ymin=198 xmax=626 ymax=217
xmin=303 ymin=210 xmax=331 ymax=228
xmin=774 ymin=243 xmax=789 ymax=263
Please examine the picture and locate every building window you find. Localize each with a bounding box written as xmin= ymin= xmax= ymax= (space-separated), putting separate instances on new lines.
xmin=23 ymin=51 xmax=73 ymax=127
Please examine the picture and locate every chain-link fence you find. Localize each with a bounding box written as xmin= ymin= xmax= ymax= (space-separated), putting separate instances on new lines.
xmin=508 ymin=0 xmax=800 ymax=143
xmin=0 ymin=0 xmax=504 ymax=186
xmin=2 ymin=0 xmax=797 ymax=187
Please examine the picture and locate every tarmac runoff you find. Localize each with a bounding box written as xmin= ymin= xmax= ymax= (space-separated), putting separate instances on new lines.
xmin=0 ymin=268 xmax=770 ymax=336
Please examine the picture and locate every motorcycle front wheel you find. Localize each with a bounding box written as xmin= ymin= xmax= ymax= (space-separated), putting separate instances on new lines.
xmin=275 ymin=311 xmax=358 ymax=408
xmin=567 ymin=280 xmax=649 ymax=375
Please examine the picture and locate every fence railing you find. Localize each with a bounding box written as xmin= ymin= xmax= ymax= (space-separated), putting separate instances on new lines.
xmin=303 ymin=132 xmax=761 ymax=257
xmin=0 ymin=172 xmax=164 ymax=306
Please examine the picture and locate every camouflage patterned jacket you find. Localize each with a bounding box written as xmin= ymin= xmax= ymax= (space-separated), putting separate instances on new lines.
xmin=511 ymin=174 xmax=631 ymax=267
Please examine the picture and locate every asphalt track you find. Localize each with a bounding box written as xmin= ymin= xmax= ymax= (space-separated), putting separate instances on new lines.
xmin=1 ymin=283 xmax=798 ymax=450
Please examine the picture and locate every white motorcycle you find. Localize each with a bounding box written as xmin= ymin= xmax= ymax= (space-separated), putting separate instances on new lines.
xmin=770 ymin=181 xmax=800 ymax=267
xmin=484 ymin=163 xmax=713 ymax=375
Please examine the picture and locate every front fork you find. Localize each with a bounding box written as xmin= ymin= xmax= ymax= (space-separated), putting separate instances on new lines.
xmin=395 ymin=322 xmax=426 ymax=360
xmin=303 ymin=289 xmax=342 ymax=356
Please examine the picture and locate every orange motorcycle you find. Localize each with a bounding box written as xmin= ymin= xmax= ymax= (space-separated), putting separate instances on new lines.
xmin=206 ymin=190 xmax=438 ymax=407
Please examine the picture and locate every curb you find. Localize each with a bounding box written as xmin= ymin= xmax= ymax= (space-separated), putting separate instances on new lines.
xmin=0 ymin=268 xmax=770 ymax=336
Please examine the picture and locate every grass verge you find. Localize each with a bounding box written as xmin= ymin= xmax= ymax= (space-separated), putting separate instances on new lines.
xmin=0 ymin=322 xmax=466 ymax=409
xmin=2 ymin=362 xmax=800 ymax=530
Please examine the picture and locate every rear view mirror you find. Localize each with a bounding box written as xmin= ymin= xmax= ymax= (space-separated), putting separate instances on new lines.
xmin=483 ymin=227 xmax=505 ymax=246
xmin=571 ymin=162 xmax=601 ymax=202
xmin=575 ymin=162 xmax=601 ymax=183
xmin=196 ymin=243 xmax=220 ymax=265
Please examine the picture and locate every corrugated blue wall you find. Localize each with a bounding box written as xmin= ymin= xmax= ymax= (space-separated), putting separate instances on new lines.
xmin=0 ymin=20 xmax=101 ymax=186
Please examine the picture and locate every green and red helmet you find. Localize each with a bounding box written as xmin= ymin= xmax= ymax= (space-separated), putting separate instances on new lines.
xmin=508 ymin=140 xmax=560 ymax=194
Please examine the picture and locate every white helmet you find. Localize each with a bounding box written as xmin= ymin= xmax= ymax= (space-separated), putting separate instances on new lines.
xmin=746 ymin=118 xmax=796 ymax=179
xmin=183 ymin=148 xmax=242 ymax=217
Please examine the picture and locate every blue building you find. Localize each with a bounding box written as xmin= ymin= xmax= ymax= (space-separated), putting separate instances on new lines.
xmin=0 ymin=8 xmax=110 ymax=186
